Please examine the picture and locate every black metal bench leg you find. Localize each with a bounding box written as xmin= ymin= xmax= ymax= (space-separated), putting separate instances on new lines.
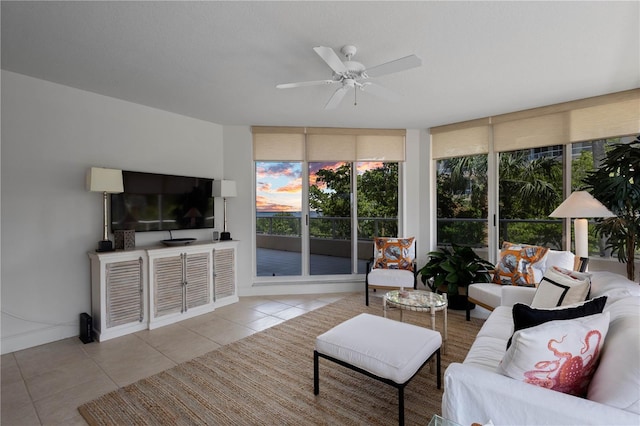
xmin=313 ymin=350 xmax=319 ymax=395
xmin=398 ymin=386 xmax=404 ymax=426
xmin=365 ymin=283 xmax=369 ymax=306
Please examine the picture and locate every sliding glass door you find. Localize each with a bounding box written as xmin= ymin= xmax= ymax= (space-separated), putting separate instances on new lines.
xmin=255 ymin=160 xmax=399 ymax=278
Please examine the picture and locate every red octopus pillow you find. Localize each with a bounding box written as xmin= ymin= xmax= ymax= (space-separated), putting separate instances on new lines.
xmin=497 ymin=312 xmax=610 ymax=397
xmin=492 ymin=242 xmax=549 ymax=286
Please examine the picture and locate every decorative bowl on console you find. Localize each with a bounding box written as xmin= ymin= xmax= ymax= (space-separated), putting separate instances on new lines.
xmin=161 ymin=238 xmax=196 ymax=246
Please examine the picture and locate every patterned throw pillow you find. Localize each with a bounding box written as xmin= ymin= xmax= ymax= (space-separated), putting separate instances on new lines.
xmin=373 ymin=237 xmax=415 ymax=272
xmin=497 ymin=312 xmax=610 ymax=397
xmin=531 ymin=266 xmax=592 ymax=308
xmin=492 ymin=242 xmax=549 ymax=286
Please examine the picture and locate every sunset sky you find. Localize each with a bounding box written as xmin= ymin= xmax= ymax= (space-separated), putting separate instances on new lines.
xmin=255 ymin=161 xmax=383 ymax=212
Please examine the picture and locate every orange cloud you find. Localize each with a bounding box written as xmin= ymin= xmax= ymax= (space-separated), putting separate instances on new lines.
xmin=255 ymin=195 xmax=300 ymax=212
xmin=276 ymin=178 xmax=302 ymax=193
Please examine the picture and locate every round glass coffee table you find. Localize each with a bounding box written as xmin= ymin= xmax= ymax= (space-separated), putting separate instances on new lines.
xmin=383 ymin=290 xmax=448 ymax=353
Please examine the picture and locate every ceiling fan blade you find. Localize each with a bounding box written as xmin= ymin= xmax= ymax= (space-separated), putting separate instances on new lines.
xmin=313 ymin=46 xmax=347 ymax=74
xmin=365 ymin=54 xmax=422 ymax=78
xmin=324 ymin=85 xmax=350 ymax=109
xmin=361 ymin=82 xmax=400 ymax=102
xmin=276 ymin=79 xmax=336 ymax=89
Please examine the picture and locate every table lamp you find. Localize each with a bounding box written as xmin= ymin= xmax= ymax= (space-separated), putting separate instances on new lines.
xmin=87 ymin=167 xmax=124 ymax=252
xmin=549 ymin=191 xmax=615 ymax=259
xmin=212 ymin=180 xmax=237 ymax=241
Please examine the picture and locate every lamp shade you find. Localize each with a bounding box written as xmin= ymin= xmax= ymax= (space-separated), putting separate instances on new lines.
xmin=212 ymin=180 xmax=237 ymax=198
xmin=549 ymin=191 xmax=615 ymax=218
xmin=87 ymin=167 xmax=124 ymax=193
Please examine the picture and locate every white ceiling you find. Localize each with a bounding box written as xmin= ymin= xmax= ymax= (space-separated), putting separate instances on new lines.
xmin=2 ymin=1 xmax=639 ymax=129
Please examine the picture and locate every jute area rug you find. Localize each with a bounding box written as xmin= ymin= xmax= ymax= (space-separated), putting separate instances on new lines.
xmin=78 ymin=293 xmax=484 ymax=425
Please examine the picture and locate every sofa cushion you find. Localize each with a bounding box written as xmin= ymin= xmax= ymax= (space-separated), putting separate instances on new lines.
xmin=587 ymin=297 xmax=640 ymax=414
xmin=507 ymin=296 xmax=607 ymax=348
xmin=492 ymin=242 xmax=548 ymax=286
xmin=589 ymin=271 xmax=640 ymax=303
xmin=373 ymin=237 xmax=415 ymax=271
xmin=531 ymin=266 xmax=591 ymax=308
xmin=367 ymin=268 xmax=415 ymax=288
xmin=497 ymin=312 xmax=610 ymax=397
xmin=464 ymin=306 xmax=514 ymax=371
xmin=468 ymin=283 xmax=502 ymax=310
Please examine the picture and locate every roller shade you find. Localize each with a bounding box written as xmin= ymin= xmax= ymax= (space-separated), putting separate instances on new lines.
xmin=569 ymin=97 xmax=640 ymax=142
xmin=252 ymin=127 xmax=305 ymax=161
xmin=432 ymin=89 xmax=640 ymax=158
xmin=307 ymin=134 xmax=357 ymax=161
xmin=494 ymin=112 xmax=569 ymax=152
xmin=356 ymin=134 xmax=405 ymax=161
xmin=431 ymin=118 xmax=491 ymax=159
xmin=253 ymin=126 xmax=406 ymax=162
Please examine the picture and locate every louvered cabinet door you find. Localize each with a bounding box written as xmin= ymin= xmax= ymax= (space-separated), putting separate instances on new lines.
xmin=185 ymin=252 xmax=210 ymax=309
xmin=214 ymin=248 xmax=235 ymax=299
xmin=153 ymin=255 xmax=184 ymax=317
xmin=105 ymin=258 xmax=143 ymax=328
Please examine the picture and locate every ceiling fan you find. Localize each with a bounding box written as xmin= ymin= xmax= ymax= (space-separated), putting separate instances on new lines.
xmin=276 ymin=45 xmax=422 ymax=109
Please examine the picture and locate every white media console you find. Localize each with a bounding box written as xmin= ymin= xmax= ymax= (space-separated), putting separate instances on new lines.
xmin=88 ymin=240 xmax=239 ymax=341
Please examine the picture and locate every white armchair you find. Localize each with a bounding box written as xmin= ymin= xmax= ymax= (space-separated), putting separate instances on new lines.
xmin=466 ymin=249 xmax=581 ymax=320
xmin=365 ymin=237 xmax=417 ymax=306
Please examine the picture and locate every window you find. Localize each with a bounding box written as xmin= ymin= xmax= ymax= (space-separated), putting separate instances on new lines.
xmin=431 ymin=88 xmax=639 ymax=261
xmin=498 ymin=146 xmax=563 ymax=248
xmin=255 ymin=161 xmax=303 ymax=277
xmin=436 ymin=155 xmax=488 ymax=248
xmin=252 ymin=127 xmax=405 ymax=280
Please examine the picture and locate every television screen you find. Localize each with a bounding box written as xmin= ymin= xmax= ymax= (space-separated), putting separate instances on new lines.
xmin=111 ymin=171 xmax=214 ymax=232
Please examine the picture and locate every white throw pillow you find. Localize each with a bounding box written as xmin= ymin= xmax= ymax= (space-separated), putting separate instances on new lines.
xmin=532 ymin=250 xmax=575 ymax=283
xmin=497 ymin=312 xmax=610 ymax=397
xmin=531 ymin=266 xmax=591 ymax=308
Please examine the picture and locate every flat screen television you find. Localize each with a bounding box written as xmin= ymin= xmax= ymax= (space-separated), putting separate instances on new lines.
xmin=111 ymin=171 xmax=214 ymax=232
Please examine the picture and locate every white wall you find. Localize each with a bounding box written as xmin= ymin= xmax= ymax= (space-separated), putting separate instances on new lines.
xmin=1 ymin=71 xmax=224 ymax=354
xmin=221 ymin=126 xmax=254 ymax=297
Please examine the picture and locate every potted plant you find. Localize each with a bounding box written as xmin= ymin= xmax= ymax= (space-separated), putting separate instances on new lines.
xmin=418 ymin=244 xmax=494 ymax=309
xmin=583 ymin=138 xmax=640 ymax=283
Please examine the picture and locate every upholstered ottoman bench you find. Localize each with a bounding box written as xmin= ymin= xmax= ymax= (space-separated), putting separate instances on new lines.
xmin=314 ymin=313 xmax=442 ymax=426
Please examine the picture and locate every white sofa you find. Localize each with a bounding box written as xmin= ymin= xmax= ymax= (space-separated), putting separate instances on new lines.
xmin=443 ymin=271 xmax=640 ymax=425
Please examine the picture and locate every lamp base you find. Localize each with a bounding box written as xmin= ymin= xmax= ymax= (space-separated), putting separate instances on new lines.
xmin=220 ymin=232 xmax=232 ymax=241
xmin=96 ymin=240 xmax=115 ymax=252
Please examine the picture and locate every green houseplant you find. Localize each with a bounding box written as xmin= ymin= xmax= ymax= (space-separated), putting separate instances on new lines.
xmin=418 ymin=244 xmax=494 ymax=308
xmin=583 ymin=139 xmax=640 ymax=282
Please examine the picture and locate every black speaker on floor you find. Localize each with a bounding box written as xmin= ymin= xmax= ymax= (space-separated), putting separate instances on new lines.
xmin=79 ymin=313 xmax=94 ymax=344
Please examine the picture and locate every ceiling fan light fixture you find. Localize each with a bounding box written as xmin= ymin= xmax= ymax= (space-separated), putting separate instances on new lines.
xmin=276 ymin=44 xmax=422 ymax=109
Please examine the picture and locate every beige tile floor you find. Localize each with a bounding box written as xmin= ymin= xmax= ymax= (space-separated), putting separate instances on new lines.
xmin=1 ymin=292 xmax=352 ymax=426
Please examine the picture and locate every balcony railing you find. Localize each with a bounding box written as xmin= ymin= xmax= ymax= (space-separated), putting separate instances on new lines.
xmin=256 ymin=216 xmax=398 ymax=240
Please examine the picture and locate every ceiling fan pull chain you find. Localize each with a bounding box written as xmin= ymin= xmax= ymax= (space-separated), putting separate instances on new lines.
xmin=354 ymin=86 xmax=357 ymax=106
